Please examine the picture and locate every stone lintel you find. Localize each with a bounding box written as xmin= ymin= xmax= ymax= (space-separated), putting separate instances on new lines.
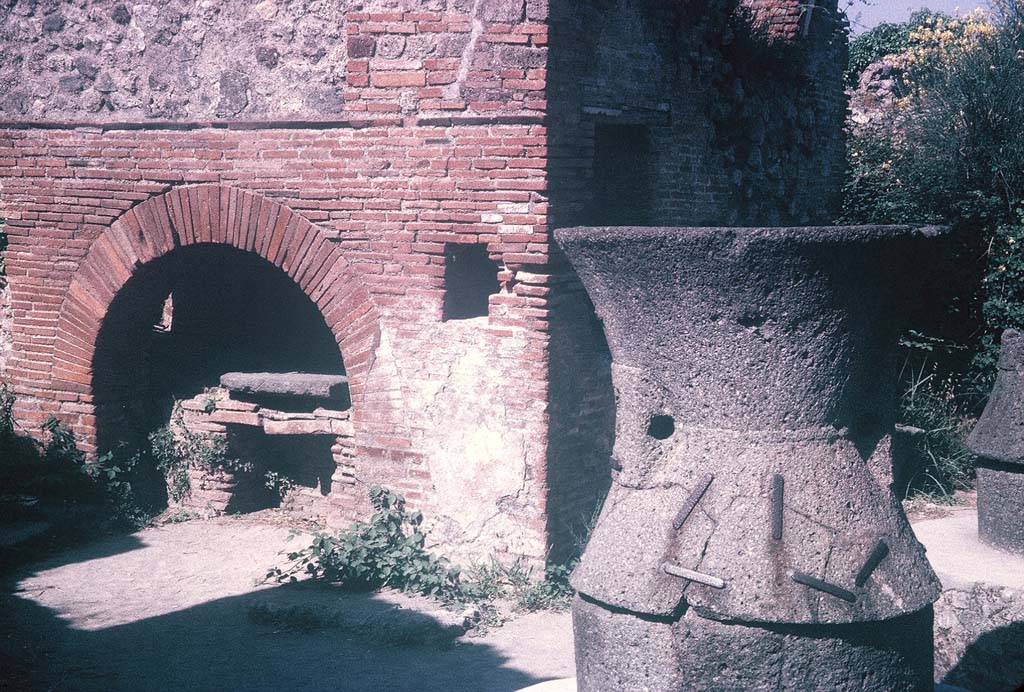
xmin=220 ymin=372 xmax=350 ymax=401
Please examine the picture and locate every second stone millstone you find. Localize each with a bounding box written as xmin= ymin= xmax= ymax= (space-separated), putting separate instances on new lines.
xmin=967 ymin=328 xmax=1024 ymax=555
xmin=556 ymin=225 xmax=947 ymax=692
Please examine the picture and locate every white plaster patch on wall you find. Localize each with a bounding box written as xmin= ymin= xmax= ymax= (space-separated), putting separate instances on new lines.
xmin=0 ymin=278 xmax=11 ymax=379
xmin=422 ymin=330 xmax=530 ymax=524
xmin=443 ymin=0 xmax=485 ymax=101
xmin=0 ymin=180 xmax=10 ymax=380
xmin=397 ymin=317 xmax=546 ymax=559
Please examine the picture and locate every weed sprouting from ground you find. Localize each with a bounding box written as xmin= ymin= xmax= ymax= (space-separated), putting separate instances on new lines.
xmin=0 ymin=407 xmax=155 ymax=574
xmin=267 ymin=485 xmax=578 ymax=622
xmin=267 ymin=485 xmax=462 ymax=599
xmin=896 ymin=353 xmax=977 ymax=502
xmin=460 ymin=556 xmax=576 ymax=614
xmin=263 ymin=471 xmax=296 ymax=501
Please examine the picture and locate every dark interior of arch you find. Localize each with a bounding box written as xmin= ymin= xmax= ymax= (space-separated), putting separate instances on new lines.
xmin=92 ymin=244 xmax=346 ymax=503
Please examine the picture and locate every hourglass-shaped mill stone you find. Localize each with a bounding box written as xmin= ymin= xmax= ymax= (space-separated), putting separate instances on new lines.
xmin=966 ymin=329 xmax=1024 ymax=554
xmin=556 ymin=225 xmax=946 ymax=692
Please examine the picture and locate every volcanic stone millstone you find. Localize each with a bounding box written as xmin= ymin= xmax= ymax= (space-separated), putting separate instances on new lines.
xmin=967 ymin=329 xmax=1024 ymax=554
xmin=573 ymin=596 xmax=935 ymax=692
xmin=975 ymin=464 xmax=1024 ymax=553
xmin=967 ymin=329 xmax=1024 ymax=465
xmin=556 ymin=226 xmax=945 ymax=692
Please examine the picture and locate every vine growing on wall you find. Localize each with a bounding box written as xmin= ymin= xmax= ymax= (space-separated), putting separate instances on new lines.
xmin=0 ymin=383 xmax=13 ymax=441
xmin=149 ymin=406 xmax=253 ymax=503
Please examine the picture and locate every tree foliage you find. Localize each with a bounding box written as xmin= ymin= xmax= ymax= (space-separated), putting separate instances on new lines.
xmin=843 ymin=5 xmax=1024 ymax=370
xmin=843 ymin=4 xmax=1024 ymax=495
xmin=847 ymin=14 xmax=921 ymax=84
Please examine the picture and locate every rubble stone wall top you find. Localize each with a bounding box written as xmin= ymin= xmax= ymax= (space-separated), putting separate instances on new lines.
xmin=0 ymin=0 xmax=547 ymax=122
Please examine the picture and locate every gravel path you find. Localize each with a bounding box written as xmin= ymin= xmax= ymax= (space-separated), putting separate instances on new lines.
xmin=1 ymin=515 xmax=574 ymax=692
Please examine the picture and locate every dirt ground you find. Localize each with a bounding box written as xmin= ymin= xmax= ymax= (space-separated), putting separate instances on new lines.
xmin=0 ymin=514 xmax=575 ymax=692
xmin=902 ymin=489 xmax=977 ymax=522
xmin=2 ymin=497 xmax=986 ymax=692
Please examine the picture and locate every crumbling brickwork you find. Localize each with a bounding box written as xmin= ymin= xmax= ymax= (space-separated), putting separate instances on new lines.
xmin=0 ymin=273 xmax=11 ymax=379
xmin=0 ymin=0 xmax=846 ymax=563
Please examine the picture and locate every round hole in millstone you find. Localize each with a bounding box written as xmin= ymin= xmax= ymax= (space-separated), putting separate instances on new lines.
xmin=647 ymin=414 xmax=675 ymax=440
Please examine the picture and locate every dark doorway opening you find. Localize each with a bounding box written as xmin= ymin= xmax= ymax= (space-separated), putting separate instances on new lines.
xmin=91 ymin=244 xmax=347 ymax=509
xmin=588 ymin=123 xmax=654 ymax=226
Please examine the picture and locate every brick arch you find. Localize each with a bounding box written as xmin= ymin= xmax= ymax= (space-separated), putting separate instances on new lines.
xmin=53 ymin=184 xmax=382 ymax=428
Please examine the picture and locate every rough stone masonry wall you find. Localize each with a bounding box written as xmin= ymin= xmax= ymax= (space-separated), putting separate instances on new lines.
xmin=544 ymin=0 xmax=846 ymax=230
xmin=934 ymin=581 xmax=1024 ymax=691
xmin=0 ymin=0 xmax=549 ymax=121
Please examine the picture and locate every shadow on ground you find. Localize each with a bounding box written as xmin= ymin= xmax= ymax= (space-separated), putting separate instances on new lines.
xmin=942 ymin=622 xmax=1024 ymax=692
xmin=0 ymin=522 xmax=563 ymax=692
xmin=1 ymin=529 xmax=147 ymax=581
xmin=1 ymin=587 xmax=547 ymax=692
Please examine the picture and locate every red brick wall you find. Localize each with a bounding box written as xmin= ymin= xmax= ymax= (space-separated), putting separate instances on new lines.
xmin=0 ymin=118 xmax=554 ymax=560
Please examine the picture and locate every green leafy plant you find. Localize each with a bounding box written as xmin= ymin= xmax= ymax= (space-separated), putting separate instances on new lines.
xmin=269 ymin=485 xmax=461 ymax=599
xmin=843 ymin=5 xmax=1024 ymax=504
xmin=0 ymin=383 xmax=14 ymax=442
xmin=149 ymin=407 xmax=253 ymax=503
xmin=35 ymin=416 xmax=150 ymax=528
xmin=845 ymin=10 xmax=955 ymax=85
xmin=269 ymin=485 xmax=578 ymax=621
xmin=264 ymin=471 xmax=296 ymax=500
xmin=149 ymin=425 xmax=190 ymax=503
xmin=460 ymin=556 xmax=576 ymax=613
xmin=517 ymin=562 xmax=576 ymax=611
xmin=847 ymin=20 xmax=914 ymax=84
xmin=974 ymin=222 xmax=1024 ymax=377
xmin=0 ymin=394 xmax=152 ymax=568
xmin=161 ymin=508 xmax=202 ymax=524
xmin=897 ymin=357 xmax=977 ymax=501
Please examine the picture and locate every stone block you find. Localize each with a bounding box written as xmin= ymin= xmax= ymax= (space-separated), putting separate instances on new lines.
xmin=209 ymin=410 xmax=262 ymax=427
xmin=215 ymin=398 xmax=260 ymax=412
xmin=262 ymin=418 xmax=334 ymax=435
xmin=347 ymin=35 xmax=376 ymax=59
xmin=220 ymin=372 xmax=350 ymax=401
xmin=313 ymin=407 xmax=349 ymax=420
xmin=967 ymin=329 xmax=1024 ymax=553
xmin=330 ymin=419 xmax=354 ymax=435
xmin=914 ymin=511 xmax=1024 ymax=691
xmin=479 ymin=0 xmax=524 ymax=22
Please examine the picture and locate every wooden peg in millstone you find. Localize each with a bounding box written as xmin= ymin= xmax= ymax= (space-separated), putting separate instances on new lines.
xmin=967 ymin=329 xmax=1024 ymax=554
